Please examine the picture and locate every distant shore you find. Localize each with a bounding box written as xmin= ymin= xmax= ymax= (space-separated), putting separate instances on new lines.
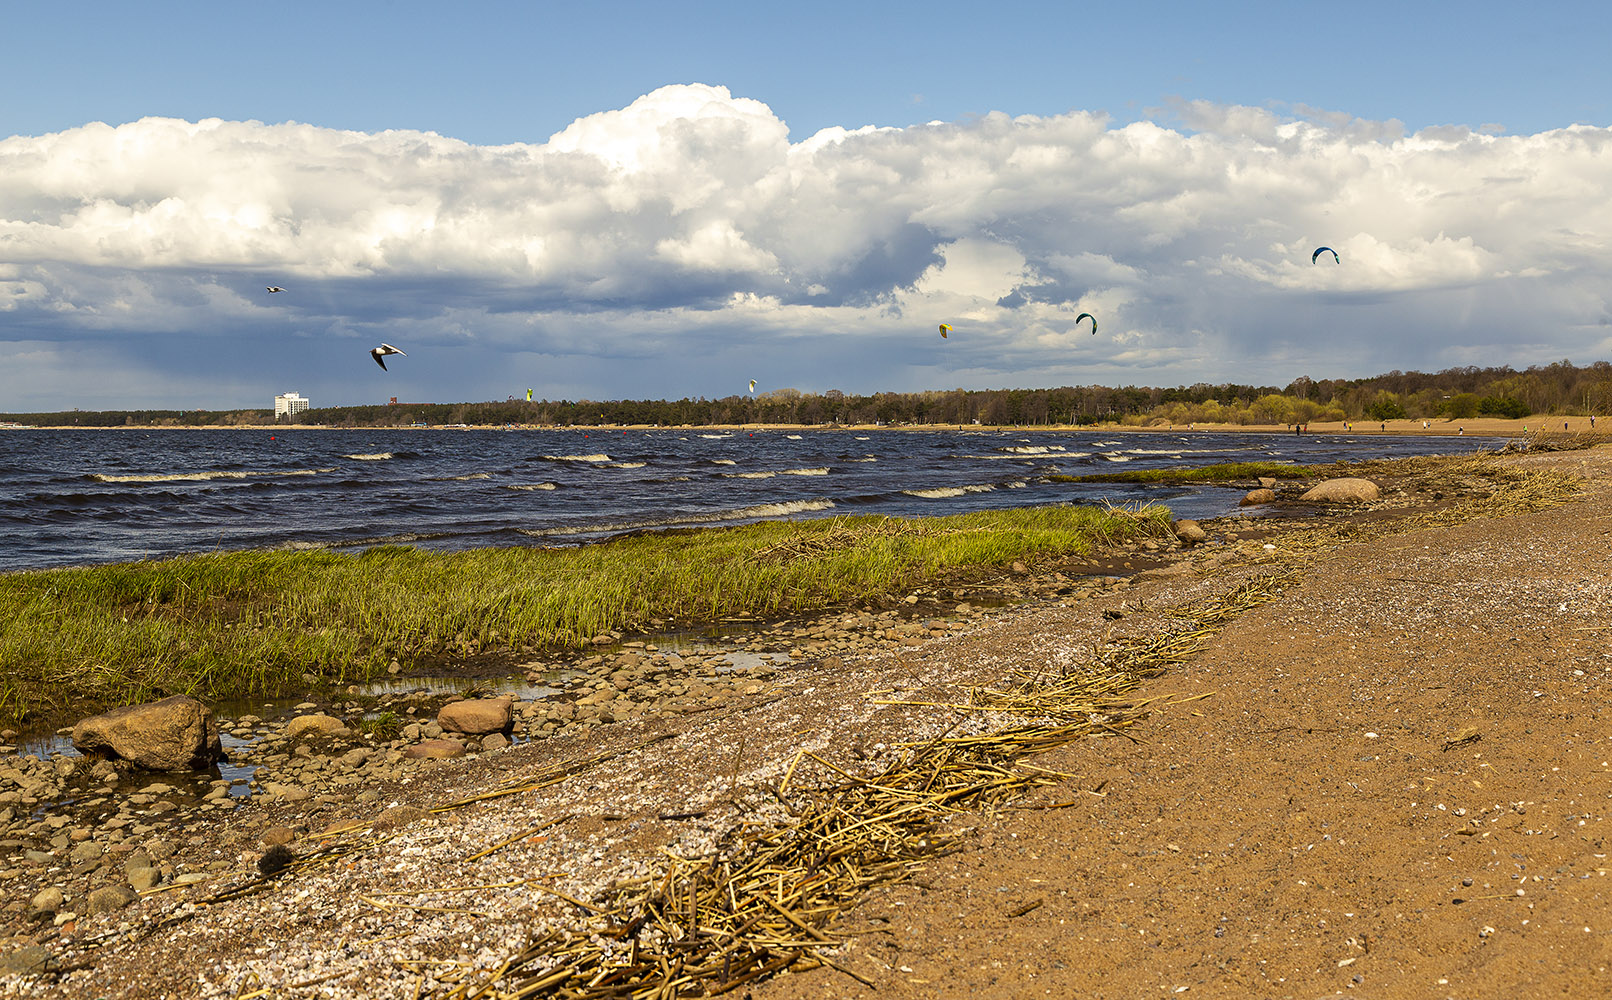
xmin=8 ymin=415 xmax=1602 ymax=437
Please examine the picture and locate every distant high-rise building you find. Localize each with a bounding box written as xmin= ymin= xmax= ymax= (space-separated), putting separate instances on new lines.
xmin=274 ymin=391 xmax=310 ymax=420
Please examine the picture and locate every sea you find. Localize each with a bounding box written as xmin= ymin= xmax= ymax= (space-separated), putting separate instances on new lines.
xmin=0 ymin=426 xmax=1508 ymax=574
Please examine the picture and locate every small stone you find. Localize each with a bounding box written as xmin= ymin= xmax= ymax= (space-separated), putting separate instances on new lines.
xmin=84 ymin=884 xmax=137 ymax=915
xmin=29 ymin=887 xmax=64 ymax=914
xmin=403 ymin=739 xmax=466 ymax=760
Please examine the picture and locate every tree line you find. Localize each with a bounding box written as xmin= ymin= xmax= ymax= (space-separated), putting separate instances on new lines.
xmin=6 ymin=360 xmax=1609 ymax=428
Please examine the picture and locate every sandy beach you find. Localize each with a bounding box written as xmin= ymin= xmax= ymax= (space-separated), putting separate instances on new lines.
xmin=2 ymin=443 xmax=1609 ymax=998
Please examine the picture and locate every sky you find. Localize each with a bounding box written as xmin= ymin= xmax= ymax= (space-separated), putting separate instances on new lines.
xmin=3 ymin=0 xmax=1612 ymax=411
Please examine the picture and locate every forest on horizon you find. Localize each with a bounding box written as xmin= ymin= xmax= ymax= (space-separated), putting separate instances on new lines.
xmin=6 ymin=360 xmax=1610 ymax=428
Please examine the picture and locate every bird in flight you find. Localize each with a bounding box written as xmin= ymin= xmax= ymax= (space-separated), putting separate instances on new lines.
xmin=370 ymin=344 xmax=407 ymax=370
xmin=266 ymin=286 xmax=285 ymax=293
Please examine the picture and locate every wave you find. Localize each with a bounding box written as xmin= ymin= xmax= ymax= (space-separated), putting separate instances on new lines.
xmin=721 ymin=471 xmax=776 ymax=479
xmin=516 ymin=498 xmax=836 ymax=539
xmin=603 ymin=462 xmax=647 ymax=469
xmin=90 ymin=468 xmax=331 ymax=483
xmin=700 ymin=434 xmax=732 ymax=439
xmin=344 ymin=452 xmax=393 ymax=461
xmin=708 ymin=459 xmax=738 ymax=466
xmin=502 ymin=482 xmax=559 ymax=491
xmin=855 ymin=436 xmax=870 ymax=441
xmin=782 ymin=467 xmax=829 ymax=476
xmin=998 ymin=445 xmax=1066 ymax=455
xmin=847 ymin=456 xmax=877 ymax=463
xmin=432 ymin=472 xmax=492 ymax=481
xmin=902 ymin=484 xmax=997 ymax=499
xmin=540 ymin=453 xmax=610 ymax=462
xmin=785 ymin=434 xmax=803 ymax=440
xmin=1123 ymin=448 xmax=1231 ymax=456
xmin=1101 ymin=454 xmax=1132 ymax=462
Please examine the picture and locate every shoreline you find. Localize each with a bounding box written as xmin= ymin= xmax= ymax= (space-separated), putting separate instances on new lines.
xmin=0 ymin=447 xmax=1604 ymax=997
xmin=8 ymin=416 xmax=1597 ymax=437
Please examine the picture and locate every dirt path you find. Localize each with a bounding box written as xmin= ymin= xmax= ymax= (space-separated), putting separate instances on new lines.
xmin=752 ymin=446 xmax=1612 ymax=1000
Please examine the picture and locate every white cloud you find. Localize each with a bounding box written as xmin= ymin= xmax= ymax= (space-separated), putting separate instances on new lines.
xmin=2 ymin=86 xmax=1612 ymax=407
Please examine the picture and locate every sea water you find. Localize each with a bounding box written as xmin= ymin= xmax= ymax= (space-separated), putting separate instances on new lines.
xmin=0 ymin=426 xmax=1506 ymax=572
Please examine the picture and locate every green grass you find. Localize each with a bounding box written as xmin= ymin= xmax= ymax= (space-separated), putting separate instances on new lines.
xmin=0 ymin=504 xmax=1171 ymax=724
xmin=1051 ymin=461 xmax=1314 ymax=485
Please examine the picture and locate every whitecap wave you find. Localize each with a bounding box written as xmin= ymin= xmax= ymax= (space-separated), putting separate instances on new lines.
xmin=700 ymin=434 xmax=732 ymax=439
xmin=855 ymin=436 xmax=870 ymax=441
xmin=1101 ymin=453 xmax=1132 ymax=462
xmin=902 ymin=484 xmax=997 ymax=499
xmin=344 ymin=453 xmax=393 ymax=461
xmin=721 ymin=471 xmax=776 ymax=479
xmin=604 ymin=462 xmax=647 ymax=469
xmin=709 ymin=459 xmax=738 ymax=466
xmin=92 ymin=468 xmax=327 ymax=483
xmin=782 ymin=467 xmax=829 ymax=476
xmin=502 ymin=482 xmax=559 ymax=491
xmin=785 ymin=434 xmax=803 ymax=440
xmin=999 ymin=445 xmax=1066 ymax=455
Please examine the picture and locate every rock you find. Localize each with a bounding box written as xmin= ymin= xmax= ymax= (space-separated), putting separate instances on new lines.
xmin=284 ymin=714 xmax=350 ymax=739
xmin=1300 ymin=477 xmax=1380 ymax=503
xmin=260 ymin=826 xmax=299 ymax=847
xmin=372 ymin=805 xmax=430 ymax=831
xmin=404 ymin=739 xmax=466 ymax=760
xmin=1239 ymin=488 xmax=1276 ymax=506
xmin=71 ymin=695 xmax=224 ymax=771
xmin=0 ymin=944 xmax=51 ymax=976
xmin=128 ymin=866 xmax=161 ymax=891
xmin=1258 ymin=477 xmax=1278 ymax=488
xmin=437 ymin=697 xmax=514 ymax=736
xmin=68 ymin=841 xmax=102 ymax=866
xmin=84 ymin=884 xmax=137 ymax=915
xmin=262 ymin=782 xmax=310 ymax=802
xmin=29 ymin=887 xmax=64 ymax=914
xmin=481 ymin=732 xmax=510 ymax=751
xmin=1173 ymin=520 xmax=1208 ymax=545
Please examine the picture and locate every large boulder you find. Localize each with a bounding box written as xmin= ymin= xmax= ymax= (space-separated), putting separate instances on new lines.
xmin=437 ymin=696 xmax=514 ymax=736
xmin=1239 ymin=488 xmax=1277 ymax=506
xmin=1300 ymin=477 xmax=1380 ymax=503
xmin=72 ymin=695 xmax=223 ymax=771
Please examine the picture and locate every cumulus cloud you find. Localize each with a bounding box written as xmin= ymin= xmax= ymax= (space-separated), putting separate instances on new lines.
xmin=2 ymin=84 xmax=1611 ymax=408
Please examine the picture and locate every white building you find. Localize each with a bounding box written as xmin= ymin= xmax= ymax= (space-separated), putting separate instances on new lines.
xmin=274 ymin=391 xmax=310 ymax=419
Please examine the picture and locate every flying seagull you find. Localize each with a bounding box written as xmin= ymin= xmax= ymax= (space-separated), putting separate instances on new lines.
xmin=266 ymin=286 xmax=285 ymax=293
xmin=370 ymin=344 xmax=406 ymax=370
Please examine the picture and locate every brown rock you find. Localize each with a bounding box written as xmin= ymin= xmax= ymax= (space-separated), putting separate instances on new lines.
xmin=404 ymin=738 xmax=466 ymax=759
xmin=284 ymin=714 xmax=349 ymax=739
xmin=1300 ymin=477 xmax=1380 ymax=503
xmin=71 ymin=695 xmax=223 ymax=771
xmin=437 ymin=696 xmax=514 ymax=736
xmin=85 ymin=884 xmax=137 ymax=915
xmin=1240 ymin=488 xmax=1276 ymax=506
xmin=1173 ymin=519 xmax=1208 ymax=545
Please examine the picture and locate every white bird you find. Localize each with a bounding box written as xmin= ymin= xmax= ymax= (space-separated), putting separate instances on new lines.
xmin=370 ymin=343 xmax=406 ymax=370
xmin=266 ymin=286 xmax=285 ymax=293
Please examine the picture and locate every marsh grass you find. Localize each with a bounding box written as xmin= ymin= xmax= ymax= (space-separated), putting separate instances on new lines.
xmin=1051 ymin=461 xmax=1313 ymax=485
xmin=0 ymin=504 xmax=1170 ymax=723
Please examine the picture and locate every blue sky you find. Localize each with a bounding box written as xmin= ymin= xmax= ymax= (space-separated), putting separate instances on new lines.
xmin=3 ymin=1 xmax=1611 ymax=410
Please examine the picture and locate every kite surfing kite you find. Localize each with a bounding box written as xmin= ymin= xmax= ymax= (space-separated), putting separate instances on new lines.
xmin=266 ymin=286 xmax=285 ymax=293
xmin=938 ymin=324 xmax=952 ymax=339
xmin=370 ymin=344 xmax=406 ymax=370
xmin=1074 ymin=312 xmax=1097 ymax=335
xmin=1311 ymin=247 xmax=1339 ymax=264
xmin=748 ymin=379 xmax=757 ymax=393
xmin=526 ymin=388 xmax=533 ymax=402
